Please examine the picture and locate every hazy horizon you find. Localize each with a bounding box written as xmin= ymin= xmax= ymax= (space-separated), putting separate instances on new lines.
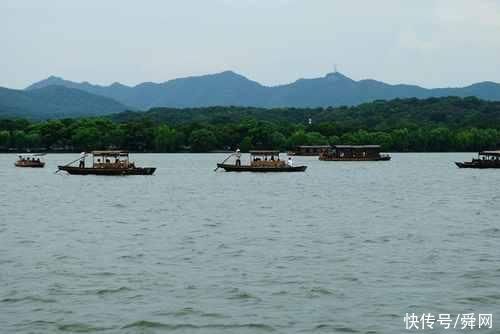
xmin=2 ymin=0 xmax=500 ymax=89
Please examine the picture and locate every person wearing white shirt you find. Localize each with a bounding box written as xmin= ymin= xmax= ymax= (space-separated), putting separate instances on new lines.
xmin=235 ymin=148 xmax=241 ymax=166
xmin=79 ymin=152 xmax=86 ymax=168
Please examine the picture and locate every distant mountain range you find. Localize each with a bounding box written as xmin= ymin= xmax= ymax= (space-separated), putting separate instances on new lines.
xmin=1 ymin=71 xmax=500 ymax=119
xmin=0 ymin=86 xmax=128 ymax=119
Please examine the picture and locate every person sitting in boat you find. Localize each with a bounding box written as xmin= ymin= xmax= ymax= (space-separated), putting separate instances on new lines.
xmin=287 ymin=157 xmax=293 ymax=167
xmin=235 ymin=148 xmax=241 ymax=166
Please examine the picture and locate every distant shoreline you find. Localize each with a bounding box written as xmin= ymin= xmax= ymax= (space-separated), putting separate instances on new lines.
xmin=0 ymin=151 xmax=480 ymax=154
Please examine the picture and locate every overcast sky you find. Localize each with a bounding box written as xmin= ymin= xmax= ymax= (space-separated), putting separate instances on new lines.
xmin=2 ymin=0 xmax=500 ymax=89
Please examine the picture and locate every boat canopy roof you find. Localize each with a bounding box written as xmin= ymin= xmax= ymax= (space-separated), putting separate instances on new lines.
xmin=332 ymin=145 xmax=381 ymax=149
xmin=91 ymin=150 xmax=129 ymax=157
xmin=296 ymin=145 xmax=331 ymax=148
xmin=18 ymin=153 xmax=45 ymax=157
xmin=250 ymin=150 xmax=280 ymax=156
xmin=479 ymin=150 xmax=500 ymax=156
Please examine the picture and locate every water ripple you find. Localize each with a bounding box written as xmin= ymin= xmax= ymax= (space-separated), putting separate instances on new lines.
xmin=122 ymin=320 xmax=275 ymax=331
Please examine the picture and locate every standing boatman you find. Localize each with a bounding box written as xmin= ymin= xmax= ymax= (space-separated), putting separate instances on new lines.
xmin=235 ymin=148 xmax=241 ymax=166
xmin=79 ymin=152 xmax=86 ymax=168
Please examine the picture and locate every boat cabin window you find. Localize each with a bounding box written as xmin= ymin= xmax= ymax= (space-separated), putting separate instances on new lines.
xmin=478 ymin=151 xmax=500 ymax=162
xmin=91 ymin=151 xmax=130 ymax=168
xmin=249 ymin=151 xmax=284 ymax=167
xmin=18 ymin=155 xmax=43 ymax=162
xmin=325 ymin=145 xmax=382 ymax=159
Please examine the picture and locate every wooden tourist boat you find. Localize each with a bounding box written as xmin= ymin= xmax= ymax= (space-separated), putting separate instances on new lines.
xmin=319 ymin=145 xmax=391 ymax=161
xmin=216 ymin=150 xmax=307 ymax=172
xmin=57 ymin=151 xmax=156 ymax=175
xmin=456 ymin=151 xmax=500 ymax=169
xmin=289 ymin=145 xmax=331 ymax=156
xmin=15 ymin=154 xmax=46 ymax=168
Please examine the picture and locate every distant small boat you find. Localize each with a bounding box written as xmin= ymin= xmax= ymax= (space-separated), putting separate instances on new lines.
xmin=456 ymin=151 xmax=500 ymax=169
xmin=216 ymin=150 xmax=307 ymax=172
xmin=15 ymin=154 xmax=46 ymax=168
xmin=57 ymin=151 xmax=156 ymax=175
xmin=319 ymin=145 xmax=391 ymax=161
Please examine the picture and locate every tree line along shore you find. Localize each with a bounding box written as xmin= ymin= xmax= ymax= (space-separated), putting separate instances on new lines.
xmin=1 ymin=96 xmax=500 ymax=153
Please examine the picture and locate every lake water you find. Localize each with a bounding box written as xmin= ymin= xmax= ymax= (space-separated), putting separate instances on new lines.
xmin=0 ymin=153 xmax=499 ymax=333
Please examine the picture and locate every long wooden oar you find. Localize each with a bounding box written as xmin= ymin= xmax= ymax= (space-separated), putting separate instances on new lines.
xmin=55 ymin=154 xmax=87 ymax=173
xmin=214 ymin=153 xmax=235 ymax=171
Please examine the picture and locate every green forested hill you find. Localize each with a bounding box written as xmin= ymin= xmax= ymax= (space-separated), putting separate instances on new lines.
xmin=0 ymin=86 xmax=129 ymax=119
xmin=1 ymin=96 xmax=500 ymax=153
xmin=113 ymin=96 xmax=500 ymax=130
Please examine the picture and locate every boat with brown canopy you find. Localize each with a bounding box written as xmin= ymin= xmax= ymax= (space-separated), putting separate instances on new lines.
xmin=456 ymin=151 xmax=500 ymax=168
xmin=57 ymin=151 xmax=156 ymax=175
xmin=319 ymin=145 xmax=391 ymax=161
xmin=289 ymin=145 xmax=331 ymax=156
xmin=15 ymin=154 xmax=46 ymax=168
xmin=216 ymin=150 xmax=307 ymax=172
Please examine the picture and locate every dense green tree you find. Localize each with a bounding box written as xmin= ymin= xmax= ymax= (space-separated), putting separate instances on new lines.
xmin=189 ymin=129 xmax=217 ymax=152
xmin=38 ymin=120 xmax=66 ymax=148
xmin=10 ymin=131 xmax=29 ymax=149
xmin=0 ymin=130 xmax=10 ymax=148
xmin=287 ymin=130 xmax=309 ymax=147
xmin=270 ymin=131 xmax=287 ymax=150
xmin=240 ymin=136 xmax=253 ymax=152
xmin=3 ymin=96 xmax=500 ymax=152
xmin=248 ymin=121 xmax=278 ymax=149
xmin=390 ymin=128 xmax=411 ymax=152
xmin=305 ymin=131 xmax=328 ymax=145
xmin=154 ymin=124 xmax=178 ymax=152
xmin=71 ymin=127 xmax=101 ymax=150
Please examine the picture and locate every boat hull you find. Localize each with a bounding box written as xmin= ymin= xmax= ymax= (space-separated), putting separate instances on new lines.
xmin=58 ymin=166 xmax=156 ymax=175
xmin=455 ymin=161 xmax=500 ymax=169
xmin=15 ymin=162 xmax=45 ymax=168
xmin=217 ymin=163 xmax=306 ymax=172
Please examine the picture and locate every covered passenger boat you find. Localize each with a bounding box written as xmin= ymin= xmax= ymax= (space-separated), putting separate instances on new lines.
xmin=456 ymin=151 xmax=500 ymax=168
xmin=216 ymin=150 xmax=307 ymax=172
xmin=15 ymin=154 xmax=46 ymax=168
xmin=319 ymin=145 xmax=391 ymax=161
xmin=57 ymin=151 xmax=156 ymax=175
xmin=289 ymin=145 xmax=331 ymax=156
